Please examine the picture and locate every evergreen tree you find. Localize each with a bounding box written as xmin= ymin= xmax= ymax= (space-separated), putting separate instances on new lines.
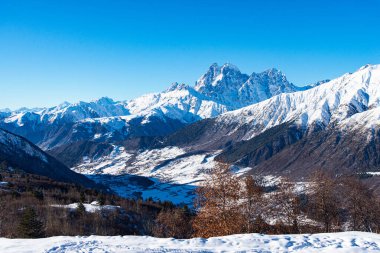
xmin=17 ymin=207 xmax=45 ymax=238
xmin=98 ymin=194 xmax=106 ymax=206
xmin=77 ymin=202 xmax=86 ymax=216
xmin=80 ymin=192 xmax=86 ymax=203
xmin=0 ymin=161 xmax=8 ymax=171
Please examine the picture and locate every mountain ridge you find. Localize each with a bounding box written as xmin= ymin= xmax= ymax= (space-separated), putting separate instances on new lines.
xmin=0 ymin=128 xmax=100 ymax=189
xmin=0 ymin=63 xmax=313 ymax=150
xmin=43 ymin=63 xmax=380 ymax=203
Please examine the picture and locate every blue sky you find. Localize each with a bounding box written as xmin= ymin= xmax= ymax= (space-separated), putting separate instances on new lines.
xmin=1 ymin=0 xmax=379 ymax=109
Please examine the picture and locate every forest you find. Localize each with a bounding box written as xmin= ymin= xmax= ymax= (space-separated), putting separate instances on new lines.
xmin=0 ymin=162 xmax=379 ymax=239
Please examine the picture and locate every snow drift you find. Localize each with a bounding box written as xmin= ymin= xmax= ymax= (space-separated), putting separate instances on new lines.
xmin=0 ymin=232 xmax=379 ymax=253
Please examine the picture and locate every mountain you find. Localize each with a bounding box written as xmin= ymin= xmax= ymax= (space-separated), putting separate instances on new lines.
xmin=159 ymin=64 xmax=380 ymax=164
xmin=0 ymin=128 xmax=99 ymax=188
xmin=0 ymin=63 xmax=306 ymax=150
xmin=195 ymin=63 xmax=303 ymax=108
xmin=2 ymin=62 xmax=351 ymax=204
xmin=158 ymin=64 xmax=380 ymax=182
xmin=49 ymin=64 xmax=380 ymax=203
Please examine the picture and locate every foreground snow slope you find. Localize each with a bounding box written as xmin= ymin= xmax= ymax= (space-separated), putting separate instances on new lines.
xmin=1 ymin=232 xmax=379 ymax=253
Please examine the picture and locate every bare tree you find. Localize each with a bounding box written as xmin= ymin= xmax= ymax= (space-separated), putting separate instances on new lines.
xmin=153 ymin=207 xmax=192 ymax=238
xmin=192 ymin=162 xmax=243 ymax=237
xmin=342 ymin=176 xmax=380 ymax=232
xmin=308 ymin=171 xmax=341 ymax=232
xmin=0 ymin=197 xmax=4 ymax=234
xmin=243 ymin=175 xmax=265 ymax=233
xmin=273 ymin=181 xmax=302 ymax=233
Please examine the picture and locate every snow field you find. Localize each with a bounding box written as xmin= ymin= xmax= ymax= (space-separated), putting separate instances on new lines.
xmin=0 ymin=232 xmax=379 ymax=253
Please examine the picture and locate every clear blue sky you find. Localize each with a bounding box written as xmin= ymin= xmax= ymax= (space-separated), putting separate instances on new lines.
xmin=1 ymin=0 xmax=379 ymax=109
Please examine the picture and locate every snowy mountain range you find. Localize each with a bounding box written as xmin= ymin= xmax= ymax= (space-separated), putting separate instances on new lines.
xmin=53 ymin=63 xmax=380 ymax=204
xmin=0 ymin=63 xmax=310 ymax=150
xmin=2 ymin=63 xmax=379 ymax=204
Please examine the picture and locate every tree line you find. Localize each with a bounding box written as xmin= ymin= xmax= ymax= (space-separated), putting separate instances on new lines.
xmin=1 ymin=162 xmax=380 ymax=239
xmin=189 ymin=163 xmax=380 ymax=237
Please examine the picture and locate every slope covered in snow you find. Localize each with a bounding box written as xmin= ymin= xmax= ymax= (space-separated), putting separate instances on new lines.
xmin=1 ymin=232 xmax=379 ymax=253
xmin=0 ymin=63 xmax=308 ymax=149
xmin=0 ymin=129 xmax=98 ymax=188
xmin=62 ymin=64 xmax=380 ymax=204
xmin=214 ymin=64 xmax=380 ymax=140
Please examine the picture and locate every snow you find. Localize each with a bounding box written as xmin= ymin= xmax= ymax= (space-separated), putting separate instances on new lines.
xmin=3 ymin=63 xmax=380 ymax=205
xmin=216 ymin=64 xmax=380 ymax=141
xmin=0 ymin=129 xmax=48 ymax=162
xmin=0 ymin=232 xmax=379 ymax=253
xmin=73 ymin=147 xmax=208 ymax=205
xmin=1 ymin=62 xmax=306 ymax=144
xmin=0 ymin=181 xmax=8 ymax=187
xmin=51 ymin=202 xmax=120 ymax=213
xmin=4 ymin=64 xmax=377 ymax=142
xmin=366 ymin=172 xmax=380 ymax=176
xmin=339 ymin=107 xmax=380 ymax=132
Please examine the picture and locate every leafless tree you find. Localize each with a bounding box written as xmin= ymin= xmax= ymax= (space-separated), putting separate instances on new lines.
xmin=308 ymin=171 xmax=341 ymax=232
xmin=342 ymin=176 xmax=380 ymax=232
xmin=192 ymin=162 xmax=244 ymax=237
xmin=272 ymin=181 xmax=302 ymax=233
xmin=243 ymin=175 xmax=266 ymax=233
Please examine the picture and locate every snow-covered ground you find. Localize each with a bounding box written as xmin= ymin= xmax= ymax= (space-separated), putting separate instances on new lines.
xmin=0 ymin=181 xmax=8 ymax=187
xmin=73 ymin=146 xmax=252 ymax=205
xmin=0 ymin=232 xmax=379 ymax=253
xmin=51 ymin=201 xmax=120 ymax=213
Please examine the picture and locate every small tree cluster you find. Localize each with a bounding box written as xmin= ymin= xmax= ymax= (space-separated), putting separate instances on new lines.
xmin=192 ymin=163 xmax=380 ymax=237
xmin=153 ymin=206 xmax=193 ymax=238
xmin=308 ymin=171 xmax=380 ymax=233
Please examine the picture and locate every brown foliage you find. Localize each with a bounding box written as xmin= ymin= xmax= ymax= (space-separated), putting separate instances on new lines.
xmin=153 ymin=207 xmax=193 ymax=238
xmin=341 ymin=176 xmax=380 ymax=232
xmin=243 ymin=175 xmax=266 ymax=233
xmin=308 ymin=171 xmax=341 ymax=232
xmin=192 ymin=163 xmax=244 ymax=237
xmin=0 ymin=170 xmax=186 ymax=238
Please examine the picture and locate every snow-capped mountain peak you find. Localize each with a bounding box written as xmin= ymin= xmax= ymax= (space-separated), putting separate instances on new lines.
xmin=0 ymin=62 xmax=317 ymax=149
xmin=93 ymin=97 xmax=116 ymax=105
xmin=195 ymin=63 xmax=249 ymax=90
xmin=215 ymin=63 xmax=380 ymax=141
xmin=166 ymin=82 xmax=190 ymax=92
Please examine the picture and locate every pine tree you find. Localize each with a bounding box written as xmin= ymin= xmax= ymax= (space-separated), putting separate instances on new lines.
xmin=17 ymin=207 xmax=45 ymax=238
xmin=0 ymin=161 xmax=8 ymax=171
xmin=98 ymin=194 xmax=106 ymax=206
xmin=80 ymin=192 xmax=86 ymax=203
xmin=77 ymin=202 xmax=86 ymax=216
